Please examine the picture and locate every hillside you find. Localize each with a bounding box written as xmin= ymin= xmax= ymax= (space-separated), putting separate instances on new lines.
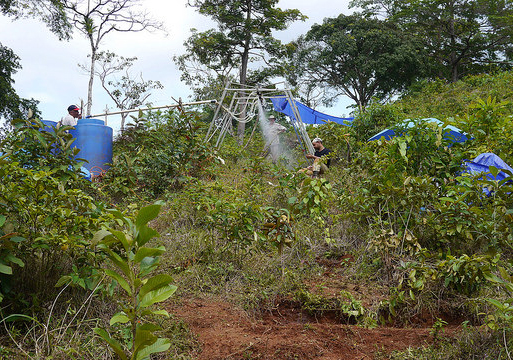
xmin=0 ymin=71 xmax=512 ymax=359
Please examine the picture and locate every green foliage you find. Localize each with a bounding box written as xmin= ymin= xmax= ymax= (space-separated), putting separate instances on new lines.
xmin=290 ymin=177 xmax=333 ymax=218
xmin=102 ymin=110 xmax=216 ymax=201
xmin=0 ymin=215 xmax=25 ymax=302
xmin=176 ymin=0 xmax=305 ymax=107
xmin=294 ymin=285 xmax=366 ymax=323
xmin=1 ymin=118 xmax=82 ymax=182
xmin=289 ymin=13 xmax=427 ymax=109
xmin=0 ymin=120 xmax=110 ymax=304
xmin=94 ymin=202 xmax=176 ymax=360
xmin=0 ymin=43 xmax=41 ymax=120
xmin=350 ymin=102 xmax=404 ymax=144
xmin=460 ymin=96 xmax=513 ymax=164
xmin=397 ymin=71 xmax=513 ymax=123
xmin=353 ymin=0 xmax=513 ymax=82
xmin=262 ymin=207 xmax=295 ymax=256
xmin=436 ymin=253 xmax=499 ymax=295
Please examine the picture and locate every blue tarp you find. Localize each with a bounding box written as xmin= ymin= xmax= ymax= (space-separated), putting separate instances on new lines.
xmin=368 ymin=118 xmax=469 ymax=144
xmin=463 ymin=153 xmax=513 ymax=182
xmin=271 ymin=97 xmax=354 ymax=126
xmin=462 ymin=153 xmax=512 ymax=196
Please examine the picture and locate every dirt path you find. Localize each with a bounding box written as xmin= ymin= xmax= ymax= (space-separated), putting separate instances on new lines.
xmin=169 ymin=298 xmax=452 ymax=360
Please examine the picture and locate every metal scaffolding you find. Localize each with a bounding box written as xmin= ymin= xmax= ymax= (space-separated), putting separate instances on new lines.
xmin=205 ymin=82 xmax=314 ymax=156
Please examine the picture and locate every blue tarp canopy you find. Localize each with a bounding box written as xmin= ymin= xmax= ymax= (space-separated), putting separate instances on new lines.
xmin=462 ymin=153 xmax=512 ymax=196
xmin=463 ymin=153 xmax=513 ymax=182
xmin=368 ymin=118 xmax=469 ymax=144
xmin=271 ymin=97 xmax=354 ymax=126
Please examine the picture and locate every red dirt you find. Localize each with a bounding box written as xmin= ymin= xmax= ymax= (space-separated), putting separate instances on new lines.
xmin=168 ymin=255 xmax=461 ymax=359
xmin=169 ymin=298 xmax=460 ymax=360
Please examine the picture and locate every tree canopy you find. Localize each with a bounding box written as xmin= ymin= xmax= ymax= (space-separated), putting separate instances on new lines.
xmin=0 ymin=0 xmax=71 ymax=39
xmin=0 ymin=43 xmax=40 ymax=121
xmin=287 ymin=13 xmax=427 ymax=110
xmin=176 ymin=0 xmax=306 ymax=140
xmin=351 ymin=0 xmax=513 ymax=81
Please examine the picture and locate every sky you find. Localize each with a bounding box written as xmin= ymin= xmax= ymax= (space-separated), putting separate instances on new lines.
xmin=0 ymin=0 xmax=355 ymax=134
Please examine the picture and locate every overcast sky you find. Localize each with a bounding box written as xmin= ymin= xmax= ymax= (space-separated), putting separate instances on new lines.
xmin=0 ymin=0 xmax=354 ymax=134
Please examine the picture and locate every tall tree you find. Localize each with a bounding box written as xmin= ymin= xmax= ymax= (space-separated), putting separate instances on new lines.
xmin=177 ymin=0 xmax=305 ymax=142
xmin=287 ymin=13 xmax=426 ymax=111
xmin=61 ymin=0 xmax=163 ymax=116
xmin=91 ymin=51 xmax=163 ymax=131
xmin=351 ymin=0 xmax=513 ymax=82
xmin=0 ymin=0 xmax=71 ymax=39
xmin=0 ymin=43 xmax=40 ymax=121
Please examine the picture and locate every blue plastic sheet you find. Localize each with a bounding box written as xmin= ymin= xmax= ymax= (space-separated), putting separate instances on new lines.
xmin=463 ymin=153 xmax=513 ymax=182
xmin=271 ymin=97 xmax=354 ymax=126
xmin=368 ymin=118 xmax=469 ymax=144
xmin=462 ymin=153 xmax=512 ymax=196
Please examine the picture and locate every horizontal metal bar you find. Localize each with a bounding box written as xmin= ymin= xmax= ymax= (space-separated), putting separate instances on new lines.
xmin=88 ymin=99 xmax=217 ymax=118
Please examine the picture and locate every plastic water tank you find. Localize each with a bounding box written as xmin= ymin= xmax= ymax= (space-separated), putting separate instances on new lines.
xmin=79 ymin=118 xmax=105 ymax=125
xmin=70 ymin=120 xmax=113 ymax=176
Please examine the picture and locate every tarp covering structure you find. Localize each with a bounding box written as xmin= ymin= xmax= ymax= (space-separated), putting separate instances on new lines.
xmin=271 ymin=97 xmax=354 ymax=126
xmin=368 ymin=118 xmax=469 ymax=144
xmin=463 ymin=153 xmax=513 ymax=182
xmin=462 ymin=153 xmax=512 ymax=196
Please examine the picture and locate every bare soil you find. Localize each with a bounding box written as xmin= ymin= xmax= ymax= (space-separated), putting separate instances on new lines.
xmin=166 ymin=254 xmax=464 ymax=359
xmin=169 ymin=297 xmax=462 ymax=360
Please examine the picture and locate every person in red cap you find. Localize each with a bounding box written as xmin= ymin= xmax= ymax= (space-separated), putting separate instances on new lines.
xmin=58 ymin=105 xmax=82 ymax=128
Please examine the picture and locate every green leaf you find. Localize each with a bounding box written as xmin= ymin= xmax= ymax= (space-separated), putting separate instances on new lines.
xmin=103 ymin=248 xmax=131 ymax=279
xmin=138 ymin=284 xmax=177 ymax=308
xmin=104 ymin=269 xmax=132 ymax=296
xmin=141 ymin=309 xmax=170 ymax=317
xmin=487 ymin=298 xmax=505 ymax=310
xmin=133 ymin=329 xmax=156 ymax=356
xmin=138 ymin=274 xmax=173 ymax=301
xmin=4 ymin=254 xmax=24 ymax=267
xmin=488 ymin=166 xmax=499 ymax=178
xmin=0 ymin=215 xmax=5 ymax=227
xmin=94 ymin=328 xmax=128 ymax=360
xmin=135 ymin=225 xmax=159 ymax=247
xmin=136 ymin=203 xmax=163 ymax=228
xmin=135 ymin=338 xmax=171 ymax=360
xmin=0 ymin=263 xmax=12 ymax=275
xmin=110 ymin=229 xmax=131 ymax=252
xmin=134 ymin=246 xmax=165 ymax=263
xmin=110 ymin=312 xmax=130 ymax=325
xmin=92 ymin=229 xmax=112 ymax=245
xmin=55 ymin=275 xmax=71 ymax=288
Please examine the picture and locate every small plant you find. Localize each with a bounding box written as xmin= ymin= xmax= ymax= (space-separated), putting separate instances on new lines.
xmin=430 ymin=318 xmax=448 ymax=342
xmin=93 ymin=201 xmax=177 ymax=360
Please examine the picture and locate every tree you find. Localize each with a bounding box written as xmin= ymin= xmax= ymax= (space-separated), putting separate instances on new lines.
xmin=287 ymin=13 xmax=427 ymax=111
xmin=0 ymin=0 xmax=71 ymax=39
xmin=176 ymin=0 xmax=305 ymax=143
xmin=61 ymin=0 xmax=163 ymax=116
xmin=0 ymin=43 xmax=41 ymax=122
xmin=91 ymin=51 xmax=163 ymax=131
xmin=351 ymin=0 xmax=513 ymax=82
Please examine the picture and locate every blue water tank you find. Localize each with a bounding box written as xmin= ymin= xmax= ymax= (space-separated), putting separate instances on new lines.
xmin=70 ymin=120 xmax=113 ymax=176
xmin=79 ymin=118 xmax=105 ymax=125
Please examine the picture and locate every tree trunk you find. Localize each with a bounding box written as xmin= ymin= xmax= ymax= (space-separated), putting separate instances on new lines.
xmin=237 ymin=0 xmax=252 ymax=145
xmin=87 ymin=53 xmax=95 ymax=116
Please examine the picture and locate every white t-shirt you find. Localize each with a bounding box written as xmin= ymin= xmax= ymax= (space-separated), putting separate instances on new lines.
xmin=60 ymin=114 xmax=78 ymax=127
xmin=268 ymin=122 xmax=286 ymax=144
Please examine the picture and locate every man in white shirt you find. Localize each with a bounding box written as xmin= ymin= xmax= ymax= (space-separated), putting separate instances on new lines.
xmin=58 ymin=105 xmax=81 ymax=127
xmin=266 ymin=115 xmax=286 ymax=162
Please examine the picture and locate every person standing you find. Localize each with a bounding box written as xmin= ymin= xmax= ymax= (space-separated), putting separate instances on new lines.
xmin=58 ymin=105 xmax=82 ymax=127
xmin=266 ymin=114 xmax=286 ymax=162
